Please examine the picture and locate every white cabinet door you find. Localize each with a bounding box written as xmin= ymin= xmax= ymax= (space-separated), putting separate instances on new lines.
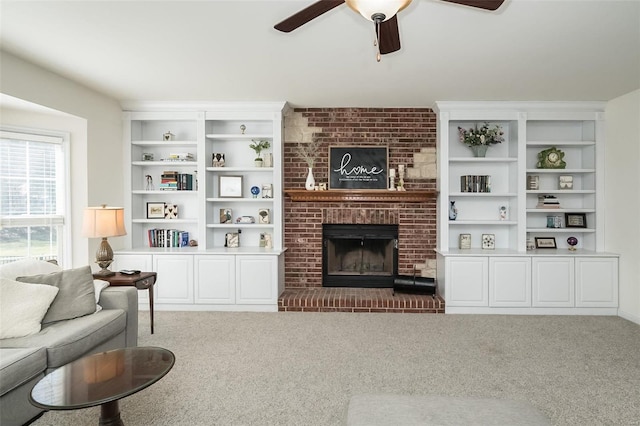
xmin=489 ymin=257 xmax=531 ymax=307
xmin=236 ymin=256 xmax=277 ymax=304
xmin=575 ymin=257 xmax=618 ymax=307
xmin=532 ymin=257 xmax=574 ymax=307
xmin=445 ymin=257 xmax=488 ymax=307
xmin=153 ymin=255 xmax=194 ymax=304
xmin=113 ymin=254 xmax=153 ymax=306
xmin=194 ymin=255 xmax=235 ymax=304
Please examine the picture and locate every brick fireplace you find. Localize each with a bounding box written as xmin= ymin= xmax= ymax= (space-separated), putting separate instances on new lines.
xmin=283 ymin=108 xmax=438 ymax=291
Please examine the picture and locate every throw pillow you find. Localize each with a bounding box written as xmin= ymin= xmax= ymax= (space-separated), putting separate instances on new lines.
xmin=93 ymin=279 xmax=110 ymax=312
xmin=0 ymin=258 xmax=61 ymax=280
xmin=16 ymin=265 xmax=97 ymax=324
xmin=0 ymin=277 xmax=59 ymax=339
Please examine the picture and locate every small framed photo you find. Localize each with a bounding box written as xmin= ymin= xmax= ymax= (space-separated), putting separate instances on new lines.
xmin=225 ymin=232 xmax=240 ymax=248
xmin=259 ymin=232 xmax=273 ymax=248
xmin=258 ymin=208 xmax=270 ymax=224
xmin=219 ymin=208 xmax=232 ymax=224
xmin=481 ymin=234 xmax=495 ymax=250
xmin=142 ymin=152 xmax=154 ymax=161
xmin=559 ymin=175 xmax=573 ymax=190
xmin=565 ymin=213 xmax=587 ymax=228
xmin=212 ymin=153 xmax=225 ymax=167
xmin=261 ymin=184 xmax=273 ymax=199
xmin=535 ymin=237 xmax=557 ymax=249
xmin=219 ymin=175 xmax=243 ymax=198
xmin=459 ymin=234 xmax=471 ymax=249
xmin=527 ymin=175 xmax=539 ymax=190
xmin=147 ymin=202 xmax=166 ymax=219
xmin=164 ymin=204 xmax=178 ymax=219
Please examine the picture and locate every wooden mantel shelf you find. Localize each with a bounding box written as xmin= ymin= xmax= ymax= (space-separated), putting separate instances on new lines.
xmin=285 ymin=189 xmax=438 ymax=203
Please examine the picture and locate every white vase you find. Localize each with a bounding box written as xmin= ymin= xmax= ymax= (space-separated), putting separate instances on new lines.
xmin=305 ymin=167 xmax=315 ymax=190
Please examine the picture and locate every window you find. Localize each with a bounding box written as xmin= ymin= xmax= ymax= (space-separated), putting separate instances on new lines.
xmin=0 ymin=129 xmax=70 ymax=265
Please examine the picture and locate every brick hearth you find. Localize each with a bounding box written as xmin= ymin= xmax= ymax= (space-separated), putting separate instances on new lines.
xmin=278 ymin=288 xmax=445 ymax=313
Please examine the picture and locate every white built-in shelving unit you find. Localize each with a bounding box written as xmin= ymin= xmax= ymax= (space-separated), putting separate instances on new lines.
xmin=116 ymin=102 xmax=288 ymax=312
xmin=434 ymin=102 xmax=618 ymax=315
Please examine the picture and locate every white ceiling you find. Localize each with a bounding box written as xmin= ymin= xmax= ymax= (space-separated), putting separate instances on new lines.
xmin=1 ymin=0 xmax=639 ymax=108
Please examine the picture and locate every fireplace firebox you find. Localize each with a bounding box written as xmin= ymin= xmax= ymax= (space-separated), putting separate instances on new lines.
xmin=323 ymin=224 xmax=398 ymax=288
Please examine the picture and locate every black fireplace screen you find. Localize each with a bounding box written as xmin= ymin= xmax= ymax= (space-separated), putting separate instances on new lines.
xmin=323 ymin=224 xmax=398 ymax=288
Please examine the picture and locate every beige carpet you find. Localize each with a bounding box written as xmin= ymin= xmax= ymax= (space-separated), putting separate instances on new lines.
xmin=34 ymin=312 xmax=640 ymax=425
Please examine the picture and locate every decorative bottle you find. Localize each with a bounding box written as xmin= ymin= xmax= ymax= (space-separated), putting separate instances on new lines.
xmin=449 ymin=201 xmax=458 ymax=220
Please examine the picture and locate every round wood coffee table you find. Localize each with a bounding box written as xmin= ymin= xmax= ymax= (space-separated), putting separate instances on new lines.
xmin=30 ymin=346 xmax=175 ymax=426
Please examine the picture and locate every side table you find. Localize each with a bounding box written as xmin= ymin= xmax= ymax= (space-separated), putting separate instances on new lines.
xmin=94 ymin=272 xmax=157 ymax=334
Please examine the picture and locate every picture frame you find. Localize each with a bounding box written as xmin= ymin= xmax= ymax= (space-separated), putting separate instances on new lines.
xmin=225 ymin=232 xmax=240 ymax=248
xmin=219 ymin=175 xmax=243 ymax=198
xmin=164 ymin=204 xmax=178 ymax=219
xmin=261 ymin=184 xmax=273 ymax=199
xmin=481 ymin=234 xmax=495 ymax=250
xmin=565 ymin=212 xmax=587 ymax=228
xmin=558 ymin=175 xmax=573 ymax=190
xmin=328 ymin=146 xmax=388 ymax=190
xmin=219 ymin=208 xmax=232 ymax=224
xmin=459 ymin=233 xmax=471 ymax=249
xmin=535 ymin=237 xmax=557 ymax=249
xmin=146 ymin=202 xmax=166 ymax=219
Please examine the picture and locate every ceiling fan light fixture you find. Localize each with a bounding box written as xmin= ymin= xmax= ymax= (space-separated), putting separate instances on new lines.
xmin=345 ymin=0 xmax=412 ymax=22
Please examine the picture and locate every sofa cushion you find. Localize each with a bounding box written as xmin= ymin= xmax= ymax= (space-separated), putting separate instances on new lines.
xmin=0 ymin=347 xmax=47 ymax=396
xmin=0 ymin=309 xmax=126 ymax=369
xmin=0 ymin=278 xmax=59 ymax=339
xmin=17 ymin=265 xmax=96 ymax=324
xmin=0 ymin=258 xmax=61 ymax=280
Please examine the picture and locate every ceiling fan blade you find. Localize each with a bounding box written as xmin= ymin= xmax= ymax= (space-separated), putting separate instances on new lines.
xmin=439 ymin=0 xmax=505 ymax=11
xmin=274 ymin=0 xmax=345 ymax=32
xmin=377 ymin=15 xmax=401 ymax=54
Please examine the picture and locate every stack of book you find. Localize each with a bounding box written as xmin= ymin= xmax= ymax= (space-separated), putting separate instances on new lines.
xmin=460 ymin=175 xmax=491 ymax=193
xmin=148 ymin=229 xmax=189 ymax=247
xmin=537 ymin=195 xmax=560 ymax=208
xmin=160 ymin=171 xmax=194 ymax=191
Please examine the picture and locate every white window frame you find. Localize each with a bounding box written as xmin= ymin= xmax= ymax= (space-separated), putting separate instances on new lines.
xmin=0 ymin=127 xmax=71 ymax=266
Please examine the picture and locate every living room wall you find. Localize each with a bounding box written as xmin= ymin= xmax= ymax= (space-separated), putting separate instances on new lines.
xmin=605 ymin=89 xmax=640 ymax=324
xmin=0 ymin=50 xmax=124 ymax=268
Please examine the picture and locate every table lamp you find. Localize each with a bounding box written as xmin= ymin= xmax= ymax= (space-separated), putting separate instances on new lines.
xmin=82 ymin=205 xmax=126 ymax=277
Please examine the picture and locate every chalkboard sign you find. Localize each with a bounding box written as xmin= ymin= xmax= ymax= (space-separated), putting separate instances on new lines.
xmin=329 ymin=146 xmax=388 ymax=190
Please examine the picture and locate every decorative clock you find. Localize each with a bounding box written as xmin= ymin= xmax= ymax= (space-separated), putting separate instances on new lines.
xmin=536 ymin=147 xmax=566 ymax=169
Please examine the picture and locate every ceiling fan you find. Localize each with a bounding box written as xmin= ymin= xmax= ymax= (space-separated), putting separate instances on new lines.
xmin=274 ymin=0 xmax=505 ymax=61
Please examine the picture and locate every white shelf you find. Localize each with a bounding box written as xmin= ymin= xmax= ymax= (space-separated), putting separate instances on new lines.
xmin=131 ymin=140 xmax=198 ymax=146
xmin=526 ymin=169 xmax=595 ymax=174
xmin=527 ymin=190 xmax=595 ymax=194
xmin=132 ymin=218 xmax=198 ymax=224
xmin=451 ymin=192 xmax=518 ymax=197
xmin=450 ymin=157 xmax=518 ymax=163
xmin=206 ymin=134 xmax=272 ymax=140
xmin=132 ymin=161 xmax=198 ymax=167
xmin=206 ymin=167 xmax=274 ymax=172
xmin=133 ymin=190 xmax=197 ymax=195
xmin=206 ymin=224 xmax=275 ymax=229
xmin=527 ymin=141 xmax=595 ymax=147
xmin=206 ymin=198 xmax=273 ymax=203
xmin=450 ymin=220 xmax=518 ymax=225
xmin=527 ymin=228 xmax=596 ymax=233
xmin=527 ymin=208 xmax=595 ymax=213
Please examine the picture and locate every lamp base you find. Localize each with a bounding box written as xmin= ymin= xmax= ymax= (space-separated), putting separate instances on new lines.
xmin=94 ymin=268 xmax=116 ymax=277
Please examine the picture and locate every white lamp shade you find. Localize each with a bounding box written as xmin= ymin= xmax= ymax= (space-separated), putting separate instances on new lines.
xmin=82 ymin=206 xmax=127 ymax=238
xmin=345 ymin=0 xmax=412 ymax=21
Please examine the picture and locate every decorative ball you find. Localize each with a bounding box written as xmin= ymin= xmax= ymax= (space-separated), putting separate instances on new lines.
xmin=567 ymin=237 xmax=578 ymax=251
xmin=250 ymin=186 xmax=260 ymax=197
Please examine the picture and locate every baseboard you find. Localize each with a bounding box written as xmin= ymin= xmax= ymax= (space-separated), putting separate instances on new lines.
xmin=617 ymin=309 xmax=640 ymax=325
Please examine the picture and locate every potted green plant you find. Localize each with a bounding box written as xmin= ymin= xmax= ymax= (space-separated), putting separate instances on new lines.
xmin=458 ymin=122 xmax=504 ymax=157
xmin=249 ymin=139 xmax=270 ymax=167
